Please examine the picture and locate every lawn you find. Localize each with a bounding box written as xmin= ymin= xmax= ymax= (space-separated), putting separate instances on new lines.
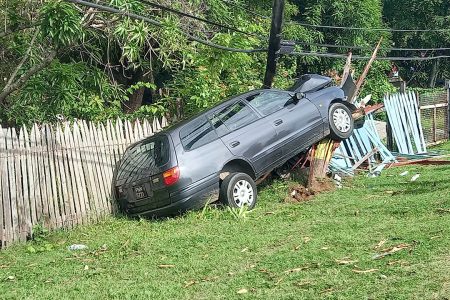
xmin=1 ymin=147 xmax=449 ymax=299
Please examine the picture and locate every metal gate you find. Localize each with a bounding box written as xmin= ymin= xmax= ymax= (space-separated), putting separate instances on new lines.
xmin=418 ymin=89 xmax=449 ymax=146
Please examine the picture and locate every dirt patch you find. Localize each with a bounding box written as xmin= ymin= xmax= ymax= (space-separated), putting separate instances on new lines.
xmin=285 ymin=178 xmax=335 ymax=203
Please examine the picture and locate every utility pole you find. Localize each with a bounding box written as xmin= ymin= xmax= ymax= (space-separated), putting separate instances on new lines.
xmin=262 ymin=0 xmax=285 ymax=89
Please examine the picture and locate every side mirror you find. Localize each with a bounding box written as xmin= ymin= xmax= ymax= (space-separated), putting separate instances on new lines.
xmin=294 ymin=92 xmax=305 ymax=102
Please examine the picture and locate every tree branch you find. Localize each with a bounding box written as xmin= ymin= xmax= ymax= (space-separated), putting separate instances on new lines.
xmin=0 ymin=22 xmax=41 ymax=39
xmin=0 ymin=50 xmax=57 ymax=104
xmin=4 ymin=30 xmax=39 ymax=89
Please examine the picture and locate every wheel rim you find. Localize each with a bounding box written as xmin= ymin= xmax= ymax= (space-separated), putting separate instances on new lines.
xmin=332 ymin=108 xmax=351 ymax=133
xmin=232 ymin=179 xmax=254 ymax=207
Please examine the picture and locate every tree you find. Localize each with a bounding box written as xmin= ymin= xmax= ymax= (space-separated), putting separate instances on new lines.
xmin=383 ymin=0 xmax=450 ymax=87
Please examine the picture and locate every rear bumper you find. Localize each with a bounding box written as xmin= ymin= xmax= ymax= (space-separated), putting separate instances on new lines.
xmin=126 ymin=177 xmax=220 ymax=218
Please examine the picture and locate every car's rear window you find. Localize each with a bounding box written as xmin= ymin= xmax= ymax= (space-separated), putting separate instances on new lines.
xmin=180 ymin=116 xmax=218 ymax=151
xmin=116 ymin=135 xmax=170 ymax=183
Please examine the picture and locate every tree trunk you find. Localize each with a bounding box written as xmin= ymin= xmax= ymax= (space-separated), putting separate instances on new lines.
xmin=124 ymin=86 xmax=145 ymax=113
xmin=428 ymin=59 xmax=440 ymax=88
xmin=123 ymin=64 xmax=155 ymax=114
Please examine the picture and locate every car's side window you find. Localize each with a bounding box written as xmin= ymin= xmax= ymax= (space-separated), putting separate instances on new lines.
xmin=211 ymin=101 xmax=259 ymax=133
xmin=246 ymin=91 xmax=292 ymax=116
xmin=180 ymin=116 xmax=218 ymax=151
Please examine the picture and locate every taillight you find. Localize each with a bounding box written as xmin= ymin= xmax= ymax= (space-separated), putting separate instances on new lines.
xmin=163 ymin=166 xmax=180 ymax=186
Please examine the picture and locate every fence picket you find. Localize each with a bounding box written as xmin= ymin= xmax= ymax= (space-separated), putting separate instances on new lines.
xmin=0 ymin=126 xmax=6 ymax=247
xmin=7 ymin=128 xmax=20 ymax=242
xmin=30 ymin=125 xmax=43 ymax=227
xmin=91 ymin=123 xmax=109 ymax=214
xmin=73 ymin=123 xmax=90 ymax=221
xmin=100 ymin=123 xmax=114 ymax=212
xmin=59 ymin=125 xmax=77 ymax=227
xmin=18 ymin=128 xmax=31 ymax=240
xmin=55 ymin=125 xmax=72 ymax=228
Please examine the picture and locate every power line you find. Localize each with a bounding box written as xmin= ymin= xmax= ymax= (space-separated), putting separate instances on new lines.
xmin=291 ymin=51 xmax=450 ymax=61
xmin=222 ymin=0 xmax=450 ymax=33
xmin=287 ymin=21 xmax=450 ymax=33
xmin=66 ymin=0 xmax=267 ymax=53
xmin=135 ymin=0 xmax=265 ymax=39
xmin=294 ymin=41 xmax=450 ymax=52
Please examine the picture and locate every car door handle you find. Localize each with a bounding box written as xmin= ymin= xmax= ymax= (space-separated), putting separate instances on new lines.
xmin=230 ymin=141 xmax=240 ymax=148
xmin=274 ymin=119 xmax=283 ymax=126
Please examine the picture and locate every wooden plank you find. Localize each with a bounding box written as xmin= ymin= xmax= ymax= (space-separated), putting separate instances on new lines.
xmin=90 ymin=122 xmax=109 ymax=215
xmin=82 ymin=121 xmax=105 ymax=217
xmin=65 ymin=126 xmax=89 ymax=224
xmin=99 ymin=123 xmax=114 ymax=212
xmin=23 ymin=127 xmax=36 ymax=231
xmin=0 ymin=125 xmax=5 ymax=247
xmin=386 ymin=95 xmax=407 ymax=154
xmin=75 ymin=121 xmax=97 ymax=221
xmin=46 ymin=125 xmax=63 ymax=228
xmin=419 ymin=103 xmax=448 ymax=110
xmin=15 ymin=128 xmax=27 ymax=241
xmin=161 ymin=116 xmax=168 ymax=128
xmin=51 ymin=125 xmax=66 ymax=227
xmin=143 ymin=119 xmax=152 ymax=137
xmin=125 ymin=120 xmax=133 ymax=144
xmin=6 ymin=128 xmax=19 ymax=242
xmin=73 ymin=123 xmax=91 ymax=221
xmin=55 ymin=125 xmax=73 ymax=228
xmin=106 ymin=121 xmax=120 ymax=213
xmin=64 ymin=123 xmax=83 ymax=225
xmin=153 ymin=118 xmax=162 ymax=132
xmin=19 ymin=128 xmax=32 ymax=240
xmin=398 ymin=93 xmax=416 ymax=153
xmin=116 ymin=118 xmax=127 ymax=154
xmin=40 ymin=125 xmax=57 ymax=229
xmin=30 ymin=125 xmax=43 ymax=227
xmin=59 ymin=125 xmax=77 ymax=227
xmin=107 ymin=120 xmax=119 ymax=166
xmin=408 ymin=92 xmax=424 ymax=153
xmin=411 ymin=92 xmax=427 ymax=152
xmin=396 ymin=94 xmax=414 ymax=154
xmin=133 ymin=119 xmax=142 ymax=141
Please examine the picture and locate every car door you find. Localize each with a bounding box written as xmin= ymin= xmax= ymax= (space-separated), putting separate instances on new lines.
xmin=210 ymin=100 xmax=281 ymax=175
xmin=245 ymin=90 xmax=323 ymax=160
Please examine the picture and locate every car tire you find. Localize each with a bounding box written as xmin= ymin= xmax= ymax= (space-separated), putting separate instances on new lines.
xmin=328 ymin=102 xmax=354 ymax=140
xmin=220 ymin=172 xmax=257 ymax=209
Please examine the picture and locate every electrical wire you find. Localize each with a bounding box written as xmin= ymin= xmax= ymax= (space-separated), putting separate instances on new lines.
xmin=222 ymin=0 xmax=450 ymax=33
xmin=294 ymin=41 xmax=450 ymax=52
xmin=292 ymin=51 xmax=450 ymax=61
xmin=66 ymin=0 xmax=267 ymax=53
xmin=135 ymin=0 xmax=265 ymax=39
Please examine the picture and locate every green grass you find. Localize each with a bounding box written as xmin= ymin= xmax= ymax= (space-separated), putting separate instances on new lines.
xmin=1 ymin=151 xmax=450 ymax=299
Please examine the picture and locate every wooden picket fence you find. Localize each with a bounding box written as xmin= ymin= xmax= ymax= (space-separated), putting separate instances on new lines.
xmin=0 ymin=117 xmax=168 ymax=248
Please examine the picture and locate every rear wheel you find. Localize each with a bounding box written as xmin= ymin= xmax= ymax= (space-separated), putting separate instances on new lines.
xmin=329 ymin=102 xmax=354 ymax=140
xmin=220 ymin=172 xmax=257 ymax=209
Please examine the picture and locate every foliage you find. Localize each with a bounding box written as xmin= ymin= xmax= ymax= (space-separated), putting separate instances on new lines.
xmin=40 ymin=1 xmax=83 ymax=47
xmin=3 ymin=0 xmax=444 ymax=127
xmin=383 ymin=0 xmax=450 ymax=87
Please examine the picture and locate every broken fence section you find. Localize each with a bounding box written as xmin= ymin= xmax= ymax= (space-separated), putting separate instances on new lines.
xmin=329 ymin=114 xmax=396 ymax=176
xmin=385 ymin=92 xmax=427 ymax=155
xmin=0 ymin=117 xmax=168 ymax=248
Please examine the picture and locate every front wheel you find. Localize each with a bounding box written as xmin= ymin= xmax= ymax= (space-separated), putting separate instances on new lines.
xmin=328 ymin=102 xmax=354 ymax=140
xmin=220 ymin=173 xmax=257 ymax=209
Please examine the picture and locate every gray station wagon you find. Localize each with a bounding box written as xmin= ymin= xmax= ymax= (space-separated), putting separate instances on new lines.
xmin=112 ymin=74 xmax=357 ymax=217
